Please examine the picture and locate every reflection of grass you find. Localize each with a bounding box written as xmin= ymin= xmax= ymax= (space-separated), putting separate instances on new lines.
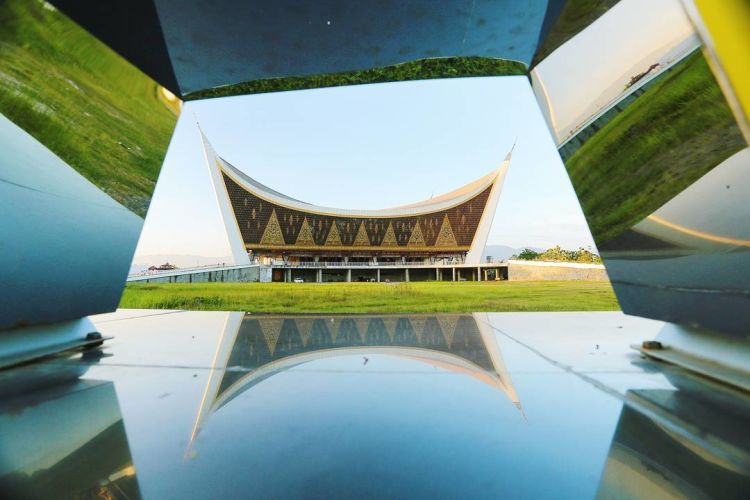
xmin=565 ymin=51 xmax=746 ymax=246
xmin=185 ymin=56 xmax=526 ymax=100
xmin=532 ymin=0 xmax=619 ymax=66
xmin=120 ymin=281 xmax=620 ymax=313
xmin=0 ymin=0 xmax=177 ymax=217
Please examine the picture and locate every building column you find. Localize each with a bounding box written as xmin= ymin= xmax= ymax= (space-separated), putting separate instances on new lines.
xmin=344 ymin=256 xmax=349 ymax=263
xmin=477 ymin=267 xmax=481 ymax=281
xmin=452 ymin=268 xmax=456 ymax=281
xmin=317 ymin=269 xmax=322 ymax=283
xmin=286 ymin=268 xmax=291 ymax=283
xmin=346 ymin=269 xmax=352 ymax=282
xmin=314 ymin=256 xmax=319 ymax=263
xmin=376 ymin=269 xmax=381 ymax=282
xmin=405 ymin=269 xmax=410 ymax=282
xmin=484 ymin=269 xmax=488 ymax=281
xmin=435 ymin=268 xmax=440 ymax=281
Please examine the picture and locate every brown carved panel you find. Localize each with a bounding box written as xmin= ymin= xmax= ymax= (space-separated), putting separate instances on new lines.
xmin=222 ymin=173 xmax=491 ymax=251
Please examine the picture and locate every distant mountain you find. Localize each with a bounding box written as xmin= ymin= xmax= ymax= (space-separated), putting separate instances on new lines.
xmin=130 ymin=254 xmax=232 ymax=275
xmin=559 ymin=32 xmax=701 ymax=142
xmin=482 ymin=245 xmax=544 ymax=262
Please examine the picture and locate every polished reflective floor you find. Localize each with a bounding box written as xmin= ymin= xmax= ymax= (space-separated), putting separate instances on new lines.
xmin=1 ymin=311 xmax=748 ymax=499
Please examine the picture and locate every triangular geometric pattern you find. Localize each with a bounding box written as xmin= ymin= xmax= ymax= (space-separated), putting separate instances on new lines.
xmin=353 ymin=222 xmax=370 ymax=246
xmin=295 ymin=217 xmax=315 ymax=246
xmin=392 ymin=317 xmax=418 ymax=345
xmin=295 ymin=318 xmax=315 ymax=345
xmin=258 ymin=318 xmax=284 ymax=355
xmin=334 ymin=318 xmax=361 ymax=345
xmin=354 ymin=318 xmax=371 ymax=339
xmin=381 ymin=318 xmax=400 ymax=341
xmin=260 ymin=209 xmax=284 ymax=245
xmin=409 ymin=317 xmax=427 ymax=342
xmin=437 ymin=316 xmax=459 ymax=347
xmin=381 ymin=222 xmax=398 ymax=247
xmin=434 ymin=214 xmax=458 ymax=247
xmin=309 ymin=319 xmax=334 ymax=346
xmin=407 ymin=221 xmax=425 ymax=246
xmin=325 ymin=221 xmax=342 ymax=246
xmin=363 ymin=318 xmax=390 ymax=344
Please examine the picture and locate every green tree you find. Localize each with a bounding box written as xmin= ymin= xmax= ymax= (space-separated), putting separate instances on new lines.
xmin=514 ymin=248 xmax=540 ymax=260
xmin=514 ymin=245 xmax=602 ymax=264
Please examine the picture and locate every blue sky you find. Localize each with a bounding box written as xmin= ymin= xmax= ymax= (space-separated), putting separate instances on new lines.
xmin=134 ymin=75 xmax=595 ymax=259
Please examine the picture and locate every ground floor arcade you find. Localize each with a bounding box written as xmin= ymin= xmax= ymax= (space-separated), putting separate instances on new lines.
xmin=271 ymin=265 xmax=508 ymax=283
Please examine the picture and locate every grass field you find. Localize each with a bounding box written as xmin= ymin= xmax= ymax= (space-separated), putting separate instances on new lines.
xmin=565 ymin=50 xmax=746 ymax=246
xmin=0 ymin=0 xmax=177 ymax=217
xmin=185 ymin=56 xmax=526 ymax=100
xmin=120 ymin=281 xmax=620 ymax=313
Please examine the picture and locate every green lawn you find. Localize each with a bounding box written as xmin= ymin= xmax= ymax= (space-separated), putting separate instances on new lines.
xmin=120 ymin=281 xmax=620 ymax=313
xmin=0 ymin=0 xmax=177 ymax=217
xmin=565 ymin=50 xmax=746 ymax=246
xmin=185 ymin=56 xmax=526 ymax=100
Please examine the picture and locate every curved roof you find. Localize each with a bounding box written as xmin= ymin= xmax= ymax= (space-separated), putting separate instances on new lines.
xmin=202 ymin=129 xmax=503 ymax=218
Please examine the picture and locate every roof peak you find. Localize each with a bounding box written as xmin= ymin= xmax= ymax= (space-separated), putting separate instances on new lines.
xmin=199 ymin=124 xmax=512 ymax=217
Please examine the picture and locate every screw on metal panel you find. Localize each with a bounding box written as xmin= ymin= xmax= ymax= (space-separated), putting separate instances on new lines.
xmin=641 ymin=340 xmax=663 ymax=350
xmin=83 ymin=331 xmax=105 ymax=349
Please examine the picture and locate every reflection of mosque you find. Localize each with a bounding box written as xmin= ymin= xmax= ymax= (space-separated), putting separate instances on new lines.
xmin=190 ymin=313 xmax=523 ymax=444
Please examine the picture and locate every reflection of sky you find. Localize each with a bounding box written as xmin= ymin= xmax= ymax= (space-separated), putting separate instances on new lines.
xmin=0 ymin=381 xmax=121 ymax=476
xmin=112 ymin=354 xmax=623 ymax=499
xmin=136 ymin=76 xmax=595 ymax=260
xmin=85 ymin=310 xmax=679 ymax=499
xmin=637 ymin=148 xmax=750 ymax=245
xmin=534 ymin=0 xmax=695 ymax=142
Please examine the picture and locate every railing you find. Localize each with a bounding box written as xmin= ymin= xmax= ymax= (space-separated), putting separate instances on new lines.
xmin=128 ymin=259 xmax=510 ymax=278
xmin=128 ymin=262 xmax=255 ymax=278
xmin=269 ymin=260 xmax=507 ymax=268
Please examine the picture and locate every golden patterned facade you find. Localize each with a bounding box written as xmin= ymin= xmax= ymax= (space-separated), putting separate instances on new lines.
xmin=222 ymin=171 xmax=493 ymax=257
xmin=202 ymin=130 xmax=510 ymax=262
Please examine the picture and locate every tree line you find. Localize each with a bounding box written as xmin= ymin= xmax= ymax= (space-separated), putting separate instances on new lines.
xmin=511 ymin=246 xmax=602 ymax=264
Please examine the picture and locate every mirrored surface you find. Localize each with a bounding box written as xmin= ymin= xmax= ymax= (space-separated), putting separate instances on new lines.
xmin=0 ymin=0 xmax=179 ymax=329
xmin=4 ymin=310 xmax=748 ymax=498
xmin=597 ymin=370 xmax=750 ymax=499
xmin=531 ymin=0 xmax=749 ymax=336
xmin=0 ymin=352 xmax=140 ymax=499
xmin=153 ymin=0 xmax=547 ymax=95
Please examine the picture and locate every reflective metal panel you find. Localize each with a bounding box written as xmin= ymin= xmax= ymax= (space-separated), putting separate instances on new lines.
xmin=532 ymin=0 xmax=749 ymax=335
xmin=11 ymin=309 xmax=733 ymax=498
xmin=0 ymin=0 xmax=179 ymax=329
xmin=152 ymin=0 xmax=547 ymax=96
xmin=0 ymin=364 xmax=141 ymax=500
xmin=532 ymin=0 xmax=620 ymax=67
xmin=190 ymin=313 xmax=522 ymax=444
xmin=597 ymin=383 xmax=750 ymax=499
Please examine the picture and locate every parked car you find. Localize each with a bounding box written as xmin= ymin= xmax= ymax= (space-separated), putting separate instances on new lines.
xmin=293 ymin=277 xmax=304 ymax=283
